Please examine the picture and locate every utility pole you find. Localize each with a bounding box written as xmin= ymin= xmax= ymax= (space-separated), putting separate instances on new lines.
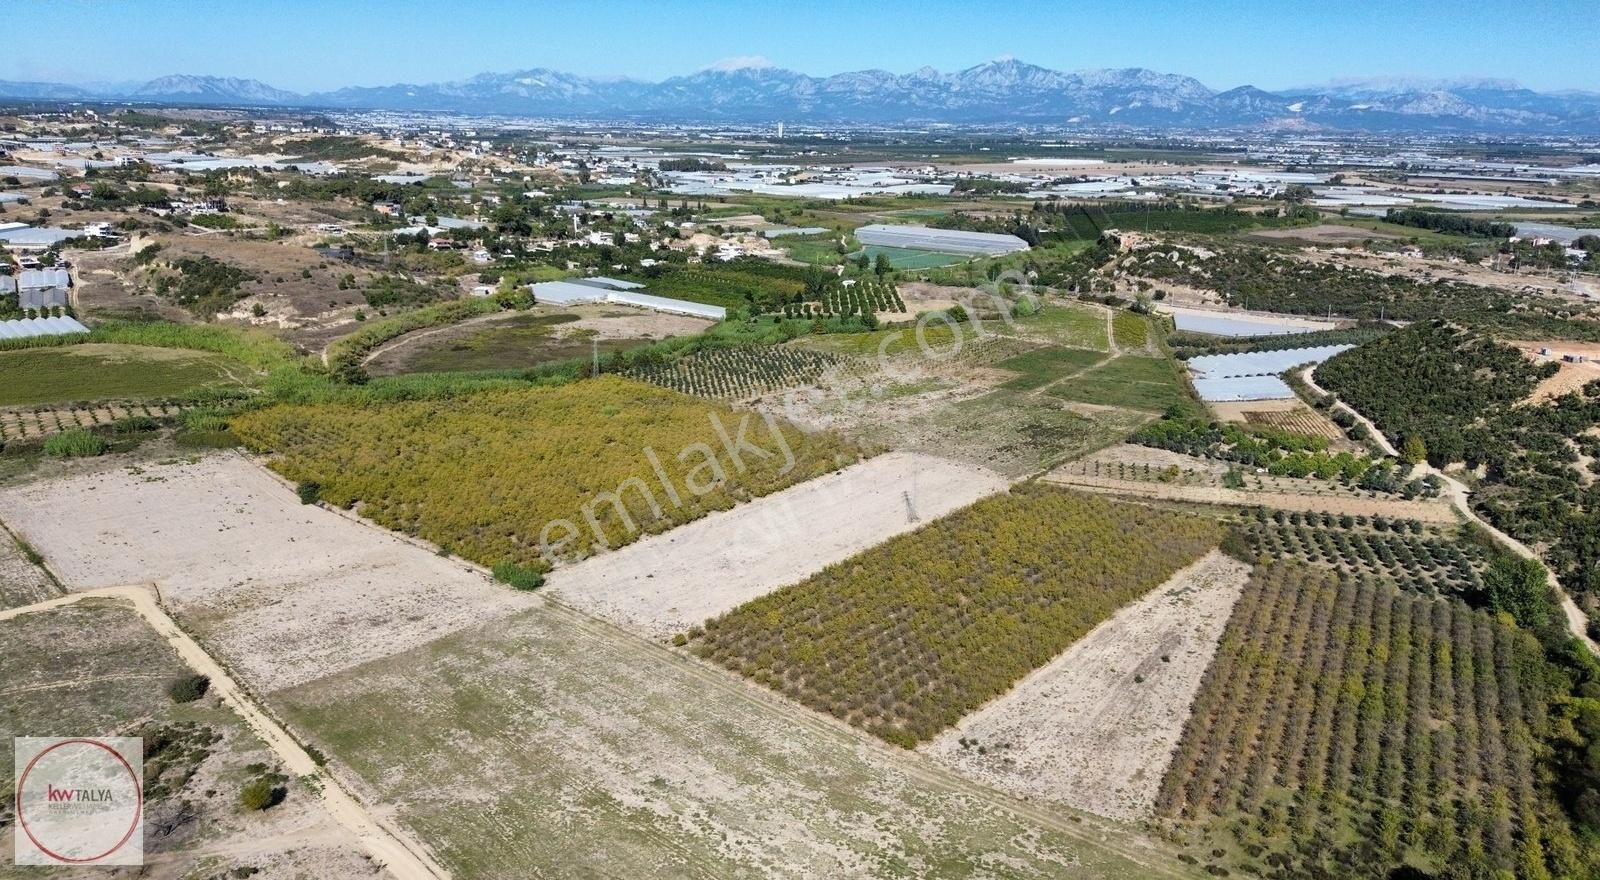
xmin=592 ymin=337 xmax=599 ymax=376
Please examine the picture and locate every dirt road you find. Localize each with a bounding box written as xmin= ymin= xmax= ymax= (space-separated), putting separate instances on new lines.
xmin=1303 ymin=365 xmax=1600 ymax=652
xmin=0 ymin=586 xmax=449 ymax=880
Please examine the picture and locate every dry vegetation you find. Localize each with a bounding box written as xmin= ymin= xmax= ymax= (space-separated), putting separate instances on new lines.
xmin=231 ymin=377 xmax=866 ymax=573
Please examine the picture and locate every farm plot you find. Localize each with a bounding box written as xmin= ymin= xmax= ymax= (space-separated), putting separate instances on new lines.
xmin=276 ymin=601 xmax=1190 ymax=880
xmin=921 ymin=551 xmax=1250 ymax=820
xmin=858 ymin=244 xmax=966 ymax=269
xmin=0 ymin=454 xmax=538 ymax=692
xmin=0 ymin=601 xmax=380 ymax=879
xmin=1158 ymin=563 xmax=1582 ymax=880
xmin=231 ymin=377 xmax=865 ymax=571
xmin=0 ymin=344 xmax=252 ymax=406
xmin=691 ymin=485 xmax=1222 ymax=746
xmin=624 ymin=345 xmax=867 ymax=400
xmin=1236 ymin=404 xmax=1345 ymax=440
xmin=1235 ymin=508 xmax=1490 ymax=597
xmin=783 ymin=277 xmax=907 ymax=318
xmin=0 ymin=402 xmax=186 ymax=442
xmin=1049 ymin=354 xmax=1200 ymax=415
xmin=548 ymin=451 xmax=1007 ymax=640
xmin=995 ymin=345 xmax=1107 ymax=390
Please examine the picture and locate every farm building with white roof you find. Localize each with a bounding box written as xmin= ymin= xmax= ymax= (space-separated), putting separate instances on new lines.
xmin=854 ymin=224 xmax=1029 ymax=256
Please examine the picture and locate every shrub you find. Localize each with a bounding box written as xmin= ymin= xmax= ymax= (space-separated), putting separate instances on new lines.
xmin=492 ymin=563 xmax=545 ymax=591
xmin=296 ymin=481 xmax=321 ymax=505
xmin=43 ymin=429 xmax=108 ymax=458
xmin=166 ymin=674 xmax=210 ymax=704
xmin=238 ymin=778 xmax=278 ymax=811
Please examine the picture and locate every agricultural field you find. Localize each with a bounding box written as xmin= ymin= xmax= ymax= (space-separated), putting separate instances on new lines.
xmin=276 ymin=601 xmax=1196 ymax=880
xmin=922 ymin=550 xmax=1251 ymax=820
xmin=0 ymin=601 xmax=379 ymax=879
xmin=1234 ymin=509 xmax=1491 ymax=597
xmin=1021 ymin=302 xmax=1112 ymax=351
xmin=230 ymin=377 xmax=865 ymax=571
xmin=995 ymin=345 xmax=1108 ymax=390
xmin=1238 ymin=404 xmax=1346 ymax=440
xmin=0 ymin=402 xmax=187 ymax=442
xmin=0 ymin=344 xmax=253 ymax=406
xmin=624 ymin=344 xmax=866 ymax=399
xmin=1048 ymin=353 xmax=1199 ymax=414
xmin=549 ymin=451 xmax=1005 ymax=640
xmin=1113 ymin=311 xmax=1151 ymax=350
xmin=801 ymin=277 xmax=907 ymax=317
xmin=692 ymin=485 xmax=1222 ymax=746
xmin=1157 ymin=563 xmax=1588 ymax=880
xmin=0 ymin=455 xmax=539 ymax=692
xmin=858 ymin=244 xmax=967 ymax=269
xmin=364 ymin=306 xmax=710 ymax=376
xmin=1317 ymin=321 xmax=1600 ymax=595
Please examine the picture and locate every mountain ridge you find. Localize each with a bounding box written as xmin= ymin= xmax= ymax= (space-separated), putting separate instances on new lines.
xmin=4 ymin=62 xmax=1600 ymax=132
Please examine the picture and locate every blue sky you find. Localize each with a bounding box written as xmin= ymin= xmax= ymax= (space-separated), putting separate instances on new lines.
xmin=5 ymin=0 xmax=1598 ymax=93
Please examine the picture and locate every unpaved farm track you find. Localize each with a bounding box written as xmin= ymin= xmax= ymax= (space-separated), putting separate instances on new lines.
xmin=0 ymin=586 xmax=449 ymax=880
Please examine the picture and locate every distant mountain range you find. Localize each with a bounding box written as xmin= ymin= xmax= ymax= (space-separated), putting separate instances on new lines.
xmin=4 ymin=60 xmax=1600 ymax=133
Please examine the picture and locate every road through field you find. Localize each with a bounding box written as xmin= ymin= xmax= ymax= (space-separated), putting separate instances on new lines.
xmin=0 ymin=586 xmax=449 ymax=880
xmin=1302 ymin=364 xmax=1600 ymax=652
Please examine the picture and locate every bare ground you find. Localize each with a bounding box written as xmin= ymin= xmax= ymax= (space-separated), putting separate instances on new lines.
xmin=921 ymin=551 xmax=1250 ymax=821
xmin=0 ymin=600 xmax=389 ymax=880
xmin=0 ymin=453 xmax=537 ymax=692
xmin=548 ymin=451 xmax=1009 ymax=640
xmin=0 ymin=526 xmax=56 ymax=610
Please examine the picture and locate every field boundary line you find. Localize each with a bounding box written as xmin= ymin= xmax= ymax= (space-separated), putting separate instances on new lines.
xmin=0 ymin=585 xmax=452 ymax=880
xmin=537 ymin=596 xmax=1199 ymax=879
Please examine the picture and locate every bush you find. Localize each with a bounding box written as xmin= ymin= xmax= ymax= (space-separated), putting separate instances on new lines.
xmin=492 ymin=562 xmax=545 ymax=591
xmin=43 ymin=429 xmax=108 ymax=458
xmin=238 ymin=778 xmax=278 ymax=811
xmin=296 ymin=480 xmax=321 ymax=505
xmin=166 ymin=674 xmax=210 ymax=703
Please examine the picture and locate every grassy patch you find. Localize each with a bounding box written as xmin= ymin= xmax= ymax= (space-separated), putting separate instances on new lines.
xmin=694 ymin=485 xmax=1221 ymax=746
xmin=1112 ymin=311 xmax=1150 ymax=349
xmin=858 ymin=245 xmax=966 ymax=269
xmin=1023 ymin=302 xmax=1110 ymax=350
xmin=996 ymin=346 xmax=1108 ymax=390
xmin=1049 ymin=354 xmax=1198 ymax=414
xmin=0 ymin=344 xmax=252 ymax=406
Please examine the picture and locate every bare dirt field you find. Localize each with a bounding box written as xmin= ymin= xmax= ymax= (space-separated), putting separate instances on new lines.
xmin=0 ymin=600 xmax=384 ymax=880
xmin=0 ymin=453 xmax=537 ymax=692
xmin=921 ymin=551 xmax=1250 ymax=820
xmin=0 ymin=527 xmax=56 ymax=610
xmin=1511 ymin=341 xmax=1600 ymax=402
xmin=548 ymin=451 xmax=1008 ymax=640
xmin=275 ymin=600 xmax=1192 ymax=880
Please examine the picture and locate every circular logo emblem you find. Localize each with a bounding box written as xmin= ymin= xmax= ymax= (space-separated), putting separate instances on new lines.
xmin=16 ymin=738 xmax=142 ymax=864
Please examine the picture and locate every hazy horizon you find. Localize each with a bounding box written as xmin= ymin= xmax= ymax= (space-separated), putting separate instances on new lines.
xmin=4 ymin=0 xmax=1598 ymax=94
